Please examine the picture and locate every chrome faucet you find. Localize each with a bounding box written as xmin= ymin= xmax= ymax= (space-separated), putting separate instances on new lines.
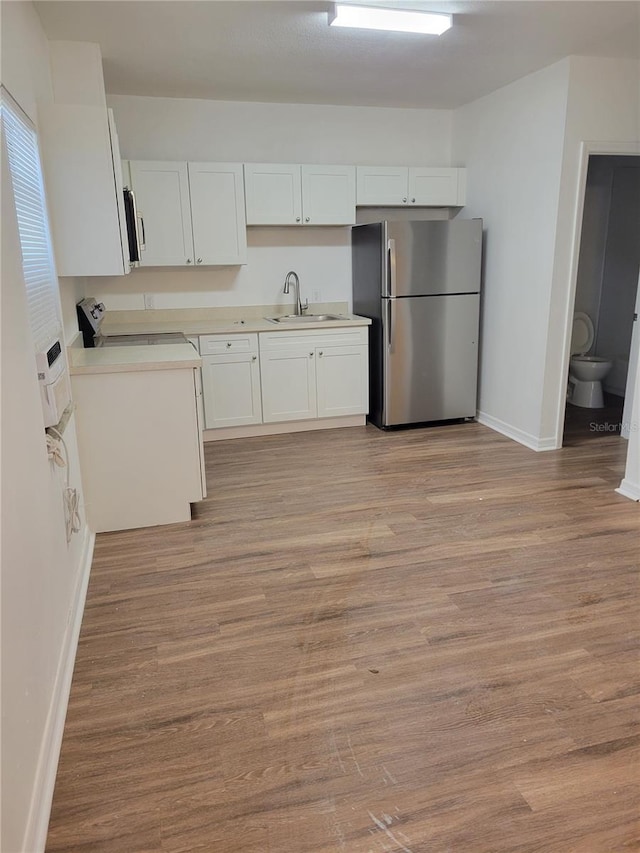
xmin=283 ymin=270 xmax=308 ymax=316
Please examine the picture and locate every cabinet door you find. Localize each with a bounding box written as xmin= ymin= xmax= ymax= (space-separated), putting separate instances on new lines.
xmin=188 ymin=163 xmax=247 ymax=265
xmin=244 ymin=163 xmax=302 ymax=225
xmin=129 ymin=161 xmax=194 ymax=265
xmin=39 ymin=104 xmax=128 ymax=276
xmin=260 ymin=347 xmax=317 ymax=422
xmin=356 ymin=166 xmax=408 ymax=206
xmin=408 ymin=167 xmax=461 ymax=206
xmin=316 ymin=345 xmax=369 ymax=418
xmin=301 ymin=165 xmax=356 ymax=225
xmin=201 ymin=353 xmax=262 ymax=428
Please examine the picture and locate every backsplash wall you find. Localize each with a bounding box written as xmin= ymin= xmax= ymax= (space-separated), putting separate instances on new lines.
xmin=88 ymin=227 xmax=352 ymax=311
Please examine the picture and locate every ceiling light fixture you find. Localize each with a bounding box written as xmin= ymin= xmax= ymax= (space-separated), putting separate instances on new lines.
xmin=328 ymin=4 xmax=452 ymax=35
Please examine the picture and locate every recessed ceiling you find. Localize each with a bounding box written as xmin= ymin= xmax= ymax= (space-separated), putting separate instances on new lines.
xmin=34 ymin=0 xmax=640 ymax=109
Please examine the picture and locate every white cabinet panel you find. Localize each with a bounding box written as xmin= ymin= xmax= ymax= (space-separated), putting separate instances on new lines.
xmin=72 ymin=367 xmax=203 ymax=532
xmin=244 ymin=163 xmax=302 ymax=225
xmin=188 ymin=162 xmax=247 ymax=265
xmin=260 ymin=347 xmax=317 ymax=422
xmin=409 ymin=167 xmax=461 ymax=206
xmin=356 ymin=166 xmax=409 ymax=206
xmin=39 ymin=105 xmax=130 ymax=276
xmin=130 ymin=161 xmax=193 ymax=266
xmin=201 ymin=353 xmax=262 ymax=428
xmin=316 ymin=345 xmax=369 ymax=417
xmin=200 ymin=333 xmax=261 ymax=428
xmin=301 ymin=165 xmax=356 ymax=225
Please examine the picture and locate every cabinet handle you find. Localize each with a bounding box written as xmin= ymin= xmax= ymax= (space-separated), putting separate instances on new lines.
xmin=411 ymin=197 xmax=416 ymax=203
xmin=197 ymin=258 xmax=203 ymax=264
xmin=186 ymin=258 xmax=192 ymax=264
xmin=309 ymin=352 xmax=314 ymax=357
xmin=226 ymin=342 xmax=232 ymax=348
xmin=319 ymin=351 xmax=324 ymax=356
xmin=252 ymin=355 xmax=257 ymax=361
xmin=305 ymin=217 xmax=310 ymax=222
xmin=296 ymin=217 xmax=301 ymax=222
xmin=137 ymin=213 xmax=146 ymax=250
xmin=402 ymin=197 xmax=407 ymax=203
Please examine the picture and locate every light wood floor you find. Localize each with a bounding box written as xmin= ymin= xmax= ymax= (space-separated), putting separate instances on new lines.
xmin=46 ymin=421 xmax=639 ymax=852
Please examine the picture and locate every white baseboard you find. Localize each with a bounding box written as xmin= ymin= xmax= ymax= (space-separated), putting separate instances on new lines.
xmin=477 ymin=411 xmax=559 ymax=452
xmin=22 ymin=525 xmax=95 ymax=853
xmin=616 ymin=478 xmax=640 ymax=501
xmin=204 ymin=414 xmax=366 ymax=442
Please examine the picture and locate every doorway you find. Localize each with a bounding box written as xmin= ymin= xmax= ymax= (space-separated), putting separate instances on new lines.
xmin=563 ymin=154 xmax=640 ymax=446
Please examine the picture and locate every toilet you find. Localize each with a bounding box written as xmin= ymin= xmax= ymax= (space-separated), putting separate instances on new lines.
xmin=567 ymin=312 xmax=612 ymax=408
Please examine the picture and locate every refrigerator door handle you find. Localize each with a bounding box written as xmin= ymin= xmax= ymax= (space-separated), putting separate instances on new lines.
xmin=388 ymin=238 xmax=396 ymax=297
xmin=386 ymin=299 xmax=393 ymax=351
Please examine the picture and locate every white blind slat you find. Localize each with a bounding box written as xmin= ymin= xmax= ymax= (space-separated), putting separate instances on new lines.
xmin=2 ymin=91 xmax=61 ymax=353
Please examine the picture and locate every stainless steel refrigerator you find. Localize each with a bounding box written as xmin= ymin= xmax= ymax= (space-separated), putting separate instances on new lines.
xmin=352 ymin=219 xmax=483 ymax=428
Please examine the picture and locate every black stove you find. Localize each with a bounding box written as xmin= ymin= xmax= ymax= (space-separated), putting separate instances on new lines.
xmin=76 ymin=298 xmax=188 ymax=348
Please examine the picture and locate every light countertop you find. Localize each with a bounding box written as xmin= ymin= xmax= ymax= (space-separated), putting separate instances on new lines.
xmin=101 ymin=313 xmax=371 ymax=337
xmin=96 ymin=304 xmax=370 ymax=337
xmin=69 ymin=343 xmax=202 ymax=375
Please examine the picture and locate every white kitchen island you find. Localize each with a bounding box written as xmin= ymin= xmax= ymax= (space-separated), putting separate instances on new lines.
xmin=69 ymin=344 xmax=206 ymax=533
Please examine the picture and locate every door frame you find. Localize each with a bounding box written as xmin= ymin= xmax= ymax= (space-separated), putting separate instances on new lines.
xmin=555 ymin=142 xmax=640 ymax=476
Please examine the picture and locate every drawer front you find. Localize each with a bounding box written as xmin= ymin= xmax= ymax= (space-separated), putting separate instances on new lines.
xmin=199 ymin=333 xmax=258 ymax=355
xmin=259 ymin=327 xmax=368 ymax=351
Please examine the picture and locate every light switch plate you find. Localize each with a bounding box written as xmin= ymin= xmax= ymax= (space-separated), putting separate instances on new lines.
xmin=143 ymin=293 xmax=155 ymax=309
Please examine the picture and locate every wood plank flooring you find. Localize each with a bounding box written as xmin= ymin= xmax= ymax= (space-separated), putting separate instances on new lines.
xmin=46 ymin=420 xmax=639 ymax=852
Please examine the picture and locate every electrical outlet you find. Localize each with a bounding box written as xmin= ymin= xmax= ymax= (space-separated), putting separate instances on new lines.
xmin=143 ymin=293 xmax=155 ymax=310
xmin=312 ymin=289 xmax=321 ymax=304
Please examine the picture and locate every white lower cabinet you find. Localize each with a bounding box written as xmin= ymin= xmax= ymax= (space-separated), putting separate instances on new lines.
xmin=316 ymin=345 xmax=369 ymax=417
xmin=260 ymin=345 xmax=318 ymax=422
xmin=200 ymin=326 xmax=369 ymax=432
xmin=259 ymin=327 xmax=369 ymax=424
xmin=200 ymin=334 xmax=262 ymax=427
xmin=71 ymin=366 xmax=205 ymax=533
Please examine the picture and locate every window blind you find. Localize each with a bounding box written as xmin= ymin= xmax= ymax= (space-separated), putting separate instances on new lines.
xmin=1 ymin=87 xmax=61 ymax=353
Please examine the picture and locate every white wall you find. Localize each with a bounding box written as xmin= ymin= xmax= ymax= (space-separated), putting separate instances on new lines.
xmin=540 ymin=56 xmax=640 ymax=444
xmin=452 ymin=59 xmax=571 ymax=449
xmin=108 ymin=94 xmax=452 ymax=165
xmin=1 ymin=5 xmax=92 ymax=851
xmin=89 ymin=95 xmax=454 ymax=311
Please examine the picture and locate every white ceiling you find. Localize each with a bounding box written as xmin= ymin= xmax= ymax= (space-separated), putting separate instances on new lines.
xmin=34 ymin=0 xmax=640 ymax=109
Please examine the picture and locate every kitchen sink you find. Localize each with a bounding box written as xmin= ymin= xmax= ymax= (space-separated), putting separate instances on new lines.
xmin=266 ymin=314 xmax=346 ymax=323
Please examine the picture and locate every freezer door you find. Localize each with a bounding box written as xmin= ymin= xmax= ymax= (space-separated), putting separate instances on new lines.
xmin=385 ymin=219 xmax=482 ymax=297
xmin=382 ymin=294 xmax=479 ymax=425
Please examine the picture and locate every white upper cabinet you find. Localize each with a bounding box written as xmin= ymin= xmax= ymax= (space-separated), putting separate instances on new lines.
xmin=129 ymin=160 xmax=247 ymax=266
xmin=39 ymin=105 xmax=131 ymax=277
xmin=356 ymin=166 xmax=466 ymax=207
xmin=188 ymin=163 xmax=247 ymax=266
xmin=129 ymin=161 xmax=193 ymax=266
xmin=244 ymin=163 xmax=356 ymax=226
xmin=409 ymin=167 xmax=465 ymax=206
xmin=243 ymin=164 xmax=302 ymax=225
xmin=301 ymin=165 xmax=356 ymax=225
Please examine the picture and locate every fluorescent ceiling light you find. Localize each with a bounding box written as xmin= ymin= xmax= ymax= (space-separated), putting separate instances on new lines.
xmin=329 ymin=4 xmax=452 ymax=35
